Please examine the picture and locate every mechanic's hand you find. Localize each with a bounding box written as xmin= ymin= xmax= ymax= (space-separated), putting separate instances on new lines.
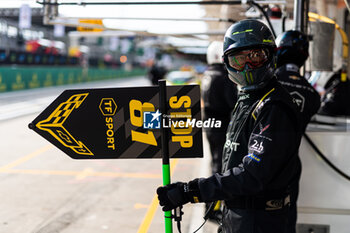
xmin=157 ymin=180 xmax=201 ymax=211
xmin=157 ymin=182 xmax=188 ymax=211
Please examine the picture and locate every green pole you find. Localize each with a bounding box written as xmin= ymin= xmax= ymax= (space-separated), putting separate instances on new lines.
xmin=159 ymin=79 xmax=172 ymax=233
xmin=162 ymin=164 xmax=172 ymax=233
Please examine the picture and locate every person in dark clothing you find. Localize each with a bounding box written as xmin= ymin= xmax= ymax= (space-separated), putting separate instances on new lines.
xmin=201 ymin=41 xmax=238 ymax=221
xmin=202 ymin=41 xmax=238 ymax=175
xmin=157 ymin=20 xmax=303 ymax=233
xmin=275 ymin=30 xmax=321 ymax=233
xmin=148 ymin=62 xmax=167 ymax=85
xmin=275 ymin=30 xmax=321 ymax=131
xmin=318 ymin=69 xmax=350 ymax=116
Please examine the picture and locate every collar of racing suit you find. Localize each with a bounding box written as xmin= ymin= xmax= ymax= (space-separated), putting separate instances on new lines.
xmin=275 ymin=63 xmax=300 ymax=75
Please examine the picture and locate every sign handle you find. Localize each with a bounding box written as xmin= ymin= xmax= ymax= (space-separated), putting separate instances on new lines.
xmin=159 ymin=79 xmax=173 ymax=233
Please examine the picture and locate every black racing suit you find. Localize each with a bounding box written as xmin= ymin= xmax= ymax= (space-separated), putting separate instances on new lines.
xmin=276 ymin=63 xmax=321 ymax=131
xmin=197 ymin=78 xmax=302 ymax=233
xmin=275 ymin=63 xmax=321 ymax=233
xmin=202 ymin=63 xmax=238 ymax=174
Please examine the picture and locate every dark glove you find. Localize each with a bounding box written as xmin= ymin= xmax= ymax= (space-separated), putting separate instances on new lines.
xmin=157 ymin=179 xmax=202 ymax=211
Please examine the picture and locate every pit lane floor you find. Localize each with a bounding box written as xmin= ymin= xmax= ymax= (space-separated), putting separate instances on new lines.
xmin=0 ymin=76 xmax=219 ymax=233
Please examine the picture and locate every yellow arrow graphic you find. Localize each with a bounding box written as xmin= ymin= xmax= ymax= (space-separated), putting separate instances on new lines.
xmin=36 ymin=93 xmax=93 ymax=156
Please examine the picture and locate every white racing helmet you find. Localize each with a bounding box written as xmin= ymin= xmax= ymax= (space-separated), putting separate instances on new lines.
xmin=206 ymin=41 xmax=224 ymax=65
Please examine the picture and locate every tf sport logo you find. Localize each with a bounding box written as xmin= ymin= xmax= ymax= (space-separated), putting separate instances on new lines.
xmin=143 ymin=110 xmax=161 ymax=129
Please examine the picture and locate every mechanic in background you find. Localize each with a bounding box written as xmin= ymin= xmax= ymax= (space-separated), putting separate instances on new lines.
xmin=275 ymin=30 xmax=320 ymax=131
xmin=201 ymin=41 xmax=238 ymax=221
xmin=202 ymin=41 xmax=238 ymax=176
xmin=275 ymin=30 xmax=321 ymax=233
xmin=147 ymin=61 xmax=167 ymax=85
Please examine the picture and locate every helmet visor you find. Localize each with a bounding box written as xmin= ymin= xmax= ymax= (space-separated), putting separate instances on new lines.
xmin=227 ymin=48 xmax=269 ymax=71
